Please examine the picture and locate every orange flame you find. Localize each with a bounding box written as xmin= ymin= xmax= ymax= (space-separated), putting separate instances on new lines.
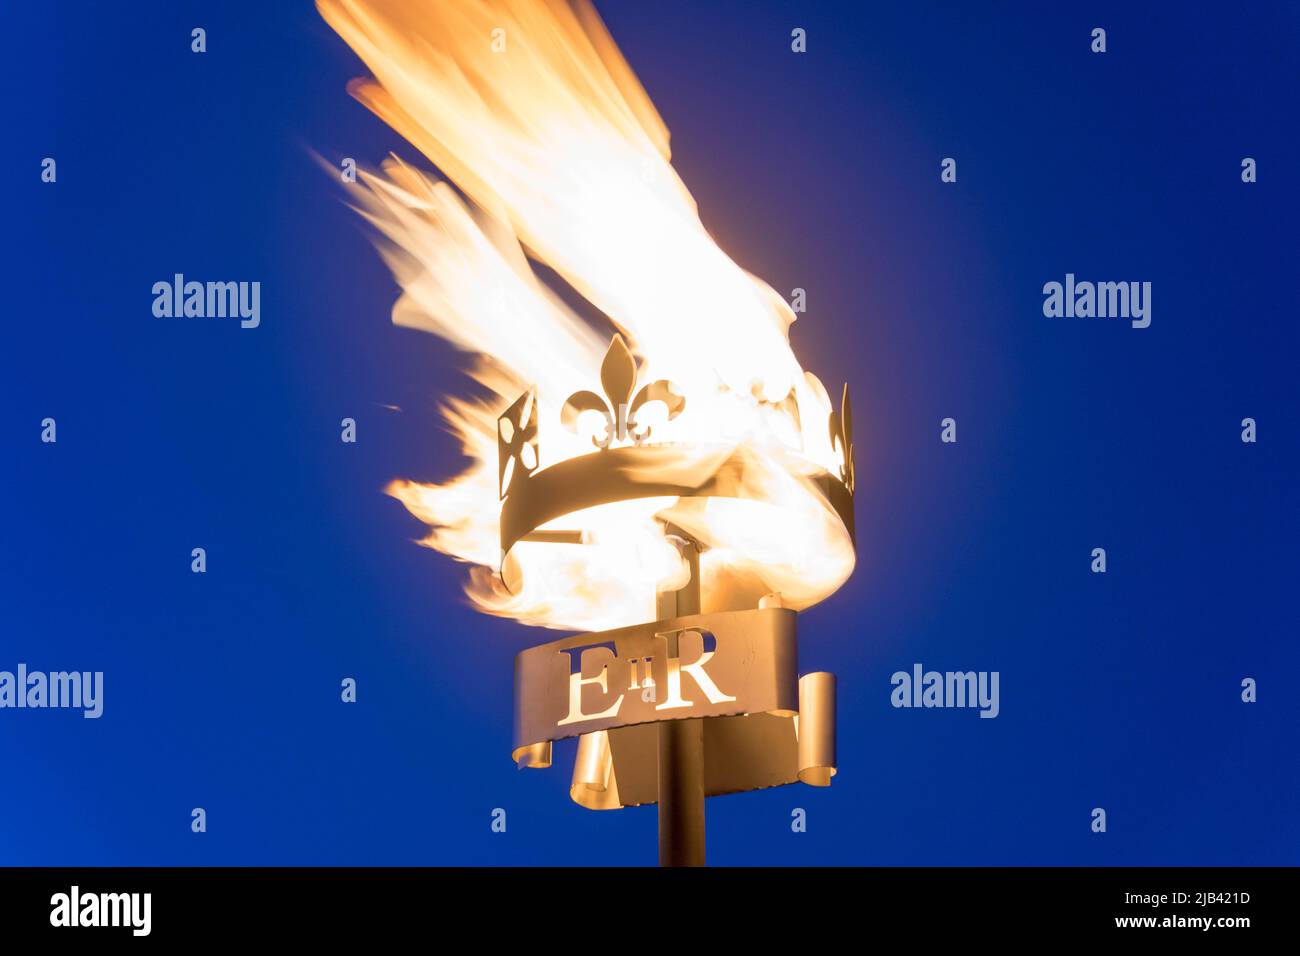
xmin=320 ymin=0 xmax=855 ymax=631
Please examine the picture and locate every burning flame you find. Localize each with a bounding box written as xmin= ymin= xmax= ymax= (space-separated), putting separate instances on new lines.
xmin=320 ymin=0 xmax=855 ymax=631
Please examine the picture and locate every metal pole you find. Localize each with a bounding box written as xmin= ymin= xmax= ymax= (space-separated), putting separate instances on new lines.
xmin=655 ymin=530 xmax=705 ymax=867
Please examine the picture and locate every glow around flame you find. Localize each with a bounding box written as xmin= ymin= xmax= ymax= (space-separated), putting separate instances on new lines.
xmin=320 ymin=0 xmax=855 ymax=631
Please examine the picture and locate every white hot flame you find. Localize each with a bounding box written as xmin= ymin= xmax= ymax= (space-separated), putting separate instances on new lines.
xmin=320 ymin=0 xmax=855 ymax=631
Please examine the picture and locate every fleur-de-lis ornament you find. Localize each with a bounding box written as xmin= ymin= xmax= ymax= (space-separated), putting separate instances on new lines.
xmin=828 ymin=383 xmax=854 ymax=493
xmin=562 ymin=335 xmax=684 ymax=449
xmin=497 ymin=387 xmax=538 ymax=499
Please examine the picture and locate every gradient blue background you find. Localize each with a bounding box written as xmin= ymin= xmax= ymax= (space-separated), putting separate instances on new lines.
xmin=3 ymin=1 xmax=1297 ymax=865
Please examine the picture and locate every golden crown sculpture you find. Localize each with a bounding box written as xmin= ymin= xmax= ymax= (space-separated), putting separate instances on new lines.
xmin=499 ymin=335 xmax=855 ymax=865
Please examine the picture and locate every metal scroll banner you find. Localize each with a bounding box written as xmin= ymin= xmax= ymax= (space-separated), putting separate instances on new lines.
xmin=512 ymin=607 xmax=836 ymax=809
